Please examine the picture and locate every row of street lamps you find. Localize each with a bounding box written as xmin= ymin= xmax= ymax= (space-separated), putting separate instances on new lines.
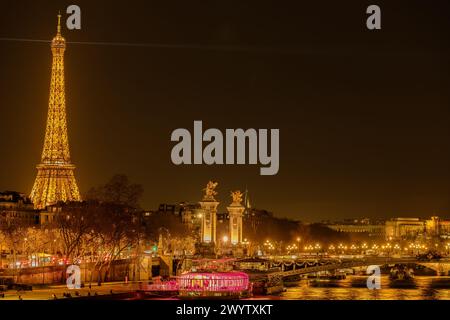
xmin=263 ymin=239 xmax=450 ymax=256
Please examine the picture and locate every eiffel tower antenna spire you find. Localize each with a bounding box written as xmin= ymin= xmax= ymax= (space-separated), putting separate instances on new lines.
xmin=30 ymin=14 xmax=81 ymax=209
xmin=57 ymin=11 xmax=62 ymax=34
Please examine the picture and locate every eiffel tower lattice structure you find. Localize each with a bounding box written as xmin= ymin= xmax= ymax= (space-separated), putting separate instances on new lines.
xmin=30 ymin=14 xmax=81 ymax=209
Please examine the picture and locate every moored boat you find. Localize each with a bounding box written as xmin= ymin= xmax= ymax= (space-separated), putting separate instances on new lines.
xmin=177 ymin=271 xmax=252 ymax=299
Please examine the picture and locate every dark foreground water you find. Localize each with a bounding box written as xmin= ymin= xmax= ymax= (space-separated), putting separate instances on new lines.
xmin=144 ymin=276 xmax=450 ymax=301
xmin=268 ymin=276 xmax=450 ymax=300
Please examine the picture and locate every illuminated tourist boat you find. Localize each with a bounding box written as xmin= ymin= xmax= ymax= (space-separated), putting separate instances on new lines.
xmin=178 ymin=272 xmax=251 ymax=299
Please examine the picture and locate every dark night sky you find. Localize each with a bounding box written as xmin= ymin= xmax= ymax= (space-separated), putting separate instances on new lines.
xmin=0 ymin=0 xmax=449 ymax=221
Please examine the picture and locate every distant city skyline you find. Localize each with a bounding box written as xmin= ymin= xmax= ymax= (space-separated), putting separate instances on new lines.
xmin=0 ymin=0 xmax=449 ymax=221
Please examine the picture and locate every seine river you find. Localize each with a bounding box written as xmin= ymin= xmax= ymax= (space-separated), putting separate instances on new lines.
xmin=144 ymin=275 xmax=450 ymax=301
xmin=262 ymin=276 xmax=450 ymax=300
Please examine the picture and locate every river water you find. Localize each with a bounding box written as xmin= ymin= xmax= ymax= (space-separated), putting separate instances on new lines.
xmin=265 ymin=276 xmax=450 ymax=300
xmin=142 ymin=275 xmax=450 ymax=301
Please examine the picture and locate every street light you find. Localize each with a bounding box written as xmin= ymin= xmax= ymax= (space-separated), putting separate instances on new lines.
xmin=360 ymin=243 xmax=368 ymax=255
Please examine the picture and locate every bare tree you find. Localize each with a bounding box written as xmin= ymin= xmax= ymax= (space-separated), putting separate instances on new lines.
xmin=55 ymin=202 xmax=97 ymax=265
xmin=0 ymin=214 xmax=27 ymax=271
xmin=85 ymin=174 xmax=143 ymax=209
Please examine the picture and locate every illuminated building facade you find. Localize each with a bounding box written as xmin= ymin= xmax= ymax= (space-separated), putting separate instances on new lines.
xmin=326 ymin=224 xmax=385 ymax=238
xmin=38 ymin=204 xmax=62 ymax=225
xmin=425 ymin=216 xmax=450 ymax=239
xmin=0 ymin=191 xmax=38 ymax=225
xmin=385 ymin=216 xmax=450 ymax=240
xmin=385 ymin=218 xmax=425 ymax=239
xmin=30 ymin=15 xmax=81 ymax=209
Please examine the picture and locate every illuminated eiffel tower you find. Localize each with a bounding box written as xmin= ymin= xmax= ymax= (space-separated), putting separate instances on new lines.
xmin=30 ymin=14 xmax=81 ymax=209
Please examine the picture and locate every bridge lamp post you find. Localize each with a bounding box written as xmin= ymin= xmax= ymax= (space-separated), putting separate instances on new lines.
xmin=222 ymin=235 xmax=229 ymax=245
xmin=296 ymin=237 xmax=301 ymax=255
xmin=264 ymin=241 xmax=274 ymax=256
xmin=329 ymin=245 xmax=335 ymax=254
xmin=263 ymin=240 xmax=270 ymax=256
xmin=305 ymin=245 xmax=314 ymax=255
xmin=373 ymin=244 xmax=380 ymax=255
xmin=314 ymin=244 xmax=321 ymax=255
xmin=292 ymin=244 xmax=298 ymax=256
xmin=386 ymin=243 xmax=392 ymax=257
xmin=361 ymin=243 xmax=368 ymax=255
xmin=417 ymin=244 xmax=422 ymax=255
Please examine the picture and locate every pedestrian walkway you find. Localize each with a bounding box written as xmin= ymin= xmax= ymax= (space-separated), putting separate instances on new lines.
xmin=0 ymin=281 xmax=144 ymax=300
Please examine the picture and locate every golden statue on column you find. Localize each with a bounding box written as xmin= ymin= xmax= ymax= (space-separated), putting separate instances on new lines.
xmin=199 ymin=181 xmax=220 ymax=244
xmin=203 ymin=181 xmax=218 ymax=201
xmin=231 ymin=190 xmax=243 ymax=205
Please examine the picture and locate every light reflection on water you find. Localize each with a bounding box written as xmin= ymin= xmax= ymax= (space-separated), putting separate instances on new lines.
xmin=274 ymin=276 xmax=450 ymax=300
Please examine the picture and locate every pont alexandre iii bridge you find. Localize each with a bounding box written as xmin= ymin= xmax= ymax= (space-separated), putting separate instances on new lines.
xmin=246 ymin=257 xmax=450 ymax=279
